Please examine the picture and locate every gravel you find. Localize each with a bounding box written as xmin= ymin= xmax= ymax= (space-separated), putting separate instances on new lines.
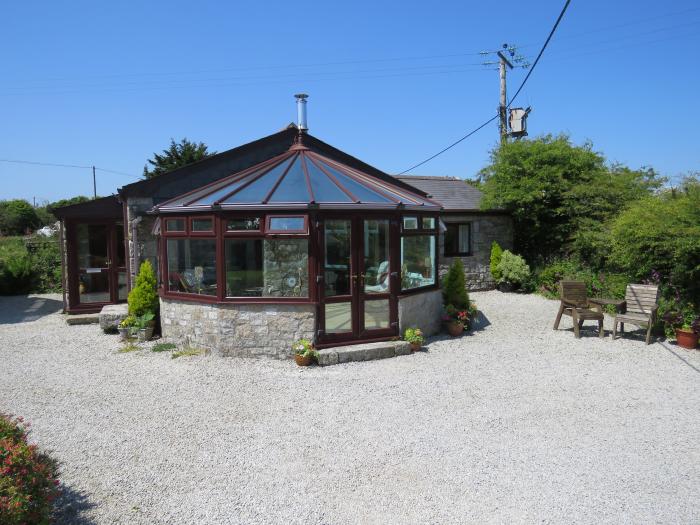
xmin=1 ymin=291 xmax=699 ymax=524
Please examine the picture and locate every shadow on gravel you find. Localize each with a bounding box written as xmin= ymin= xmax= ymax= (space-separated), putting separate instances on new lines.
xmin=660 ymin=341 xmax=700 ymax=375
xmin=53 ymin=484 xmax=97 ymax=525
xmin=0 ymin=295 xmax=63 ymax=324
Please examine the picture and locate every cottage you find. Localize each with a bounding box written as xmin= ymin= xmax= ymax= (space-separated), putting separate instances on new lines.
xmin=54 ymin=97 xmax=512 ymax=357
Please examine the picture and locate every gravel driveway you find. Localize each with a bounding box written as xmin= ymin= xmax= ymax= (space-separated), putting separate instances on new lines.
xmin=1 ymin=292 xmax=699 ymax=524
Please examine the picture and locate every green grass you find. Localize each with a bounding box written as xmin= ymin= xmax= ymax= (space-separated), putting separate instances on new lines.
xmin=171 ymin=347 xmax=205 ymax=359
xmin=118 ymin=342 xmax=140 ymax=353
xmin=151 ymin=342 xmax=177 ymax=353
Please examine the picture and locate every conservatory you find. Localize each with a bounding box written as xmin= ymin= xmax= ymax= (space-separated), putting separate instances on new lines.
xmin=154 ymin=136 xmax=443 ymax=353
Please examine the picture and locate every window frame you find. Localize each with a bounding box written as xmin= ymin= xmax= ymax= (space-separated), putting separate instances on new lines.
xmin=399 ymin=213 xmax=439 ymax=294
xmin=443 ymin=222 xmax=472 ymax=257
xmin=265 ymin=214 xmax=309 ymax=235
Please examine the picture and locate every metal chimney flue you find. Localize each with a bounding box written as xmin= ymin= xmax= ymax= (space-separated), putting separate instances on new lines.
xmin=294 ymin=93 xmax=308 ymax=132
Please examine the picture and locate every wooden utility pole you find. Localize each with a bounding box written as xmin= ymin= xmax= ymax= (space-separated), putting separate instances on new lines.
xmin=92 ymin=165 xmax=97 ymax=199
xmin=497 ymin=51 xmax=513 ymax=144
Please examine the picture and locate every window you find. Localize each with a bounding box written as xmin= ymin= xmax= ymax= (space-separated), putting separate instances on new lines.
xmin=226 ymin=218 xmax=260 ymax=232
xmin=422 ymin=217 xmax=436 ymax=230
xmin=225 ymin=238 xmax=308 ymax=298
xmin=165 ymin=218 xmax=185 ymax=232
xmin=402 ymin=216 xmax=418 ymax=230
xmin=191 ymin=218 xmax=213 ymax=232
xmin=166 ymin=239 xmax=217 ymax=296
xmin=444 ymin=223 xmax=471 ymax=256
xmin=401 ymin=235 xmax=436 ymax=291
xmin=267 ymin=215 xmax=307 ymax=233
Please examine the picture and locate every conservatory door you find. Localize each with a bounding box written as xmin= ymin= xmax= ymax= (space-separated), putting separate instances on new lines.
xmin=318 ymin=217 xmax=397 ymax=345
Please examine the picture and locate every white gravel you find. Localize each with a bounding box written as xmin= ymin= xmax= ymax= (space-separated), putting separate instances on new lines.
xmin=1 ymin=291 xmax=699 ymax=524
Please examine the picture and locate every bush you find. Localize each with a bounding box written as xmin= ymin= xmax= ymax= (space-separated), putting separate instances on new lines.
xmin=0 ymin=238 xmax=32 ymax=295
xmin=497 ymin=250 xmax=530 ymax=286
xmin=0 ymin=414 xmax=60 ymax=525
xmin=0 ymin=236 xmax=62 ymax=295
xmin=0 ymin=200 xmax=40 ymax=236
xmin=532 ymin=258 xmax=628 ymax=301
xmin=490 ymin=241 xmax=503 ymax=282
xmin=441 ymin=259 xmax=469 ymax=309
xmin=25 ymin=237 xmax=62 ymax=293
xmin=127 ymin=260 xmax=159 ymax=316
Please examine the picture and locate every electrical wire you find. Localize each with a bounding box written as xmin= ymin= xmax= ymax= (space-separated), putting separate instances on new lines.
xmin=0 ymin=158 xmax=140 ymax=179
xmin=398 ymin=0 xmax=571 ymax=174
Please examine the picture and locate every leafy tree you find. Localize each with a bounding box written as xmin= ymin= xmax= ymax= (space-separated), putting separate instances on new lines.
xmin=143 ymin=138 xmax=214 ymax=179
xmin=0 ymin=199 xmax=40 ymax=236
xmin=441 ymin=258 xmax=469 ymax=309
xmin=44 ymin=196 xmax=92 ymax=220
xmin=490 ymin=241 xmax=503 ymax=281
xmin=127 ymin=260 xmax=159 ymax=316
xmin=479 ymin=135 xmax=661 ymax=265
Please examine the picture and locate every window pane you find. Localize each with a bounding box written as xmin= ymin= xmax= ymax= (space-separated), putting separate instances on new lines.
xmin=167 ymin=239 xmax=217 ymax=296
xmin=262 ymin=239 xmax=308 ymax=297
xmin=445 ymin=223 xmax=470 ymax=255
xmin=269 ymin=156 xmax=311 ymax=202
xmin=225 ymin=239 xmax=263 ymax=297
xmin=401 ymin=235 xmax=436 ymax=290
xmin=227 ymin=218 xmax=260 ymax=231
xmin=166 ymin=219 xmax=185 ymax=232
xmin=458 ymin=224 xmax=470 ymax=253
xmin=325 ymin=302 xmax=352 ymax=333
xmin=364 ymin=299 xmax=390 ymax=330
xmin=324 ymin=219 xmax=351 ymax=297
xmin=403 ymin=216 xmax=418 ymax=230
xmin=268 ymin=216 xmax=306 ymax=232
xmin=306 ymin=158 xmax=353 ymax=202
xmin=363 ymin=219 xmax=390 ymax=294
xmin=422 ymin=217 xmax=436 ymax=229
xmin=192 ymin=218 xmax=213 ymax=232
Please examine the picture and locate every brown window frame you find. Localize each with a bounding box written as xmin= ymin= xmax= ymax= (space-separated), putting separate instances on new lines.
xmin=265 ymin=214 xmax=309 ymax=235
xmin=444 ymin=222 xmax=472 ymax=257
xmin=399 ymin=213 xmax=439 ymax=295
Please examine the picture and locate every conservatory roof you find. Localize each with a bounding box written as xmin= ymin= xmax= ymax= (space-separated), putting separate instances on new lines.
xmin=154 ymin=140 xmax=441 ymax=212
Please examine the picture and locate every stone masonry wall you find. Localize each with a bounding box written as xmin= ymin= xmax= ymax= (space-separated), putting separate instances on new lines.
xmin=398 ymin=289 xmax=443 ymax=337
xmin=160 ymin=298 xmax=315 ymax=358
xmin=439 ymin=214 xmax=513 ymax=291
xmin=126 ymin=197 xmax=158 ymax=287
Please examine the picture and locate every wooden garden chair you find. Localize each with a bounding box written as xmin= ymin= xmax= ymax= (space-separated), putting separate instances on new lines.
xmin=553 ymin=281 xmax=605 ymax=338
xmin=612 ymin=284 xmax=659 ymax=345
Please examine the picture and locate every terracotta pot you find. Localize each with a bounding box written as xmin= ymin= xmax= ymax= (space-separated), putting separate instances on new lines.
xmin=295 ymin=353 xmax=313 ymax=366
xmin=675 ymin=328 xmax=699 ymax=350
xmin=447 ymin=321 xmax=464 ymax=337
xmin=410 ymin=342 xmax=422 ymax=352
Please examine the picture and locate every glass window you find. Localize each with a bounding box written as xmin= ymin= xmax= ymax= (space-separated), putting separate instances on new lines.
xmin=325 ymin=302 xmax=352 ymax=333
xmin=227 ymin=218 xmax=260 ymax=231
xmin=324 ymin=219 xmax=351 ymax=297
xmin=364 ymin=299 xmax=390 ymax=329
xmin=401 ymin=235 xmax=436 ymax=290
xmin=444 ymin=223 xmax=471 ymax=256
xmin=226 ymin=157 xmax=294 ymax=203
xmin=166 ymin=218 xmax=185 ymax=232
xmin=403 ymin=216 xmax=418 ymax=230
xmin=269 ymin=156 xmax=311 ymax=202
xmin=268 ymin=216 xmax=306 ymax=233
xmin=166 ymin=239 xmax=217 ymax=296
xmin=422 ymin=217 xmax=436 ymax=230
xmin=191 ymin=218 xmax=213 ymax=232
xmin=306 ymin=158 xmax=353 ymax=202
xmin=225 ymin=238 xmax=308 ymax=297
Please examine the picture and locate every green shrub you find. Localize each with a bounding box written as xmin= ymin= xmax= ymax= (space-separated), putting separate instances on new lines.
xmin=127 ymin=260 xmax=159 ymax=317
xmin=490 ymin=241 xmax=503 ymax=281
xmin=497 ymin=250 xmax=530 ymax=286
xmin=0 ymin=200 xmax=40 ymax=236
xmin=532 ymin=258 xmax=628 ymax=302
xmin=0 ymin=414 xmax=60 ymax=525
xmin=25 ymin=237 xmax=61 ymax=293
xmin=441 ymin=259 xmax=469 ymax=309
xmin=0 ymin=238 xmax=32 ymax=295
xmin=0 ymin=236 xmax=61 ymax=295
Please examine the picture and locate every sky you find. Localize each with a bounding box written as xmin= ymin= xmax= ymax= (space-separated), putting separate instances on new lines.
xmin=2 ymin=0 xmax=699 ymax=204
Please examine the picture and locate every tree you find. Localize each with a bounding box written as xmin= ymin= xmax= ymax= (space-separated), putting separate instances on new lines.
xmin=441 ymin=259 xmax=469 ymax=309
xmin=0 ymin=199 xmax=40 ymax=236
xmin=479 ymin=134 xmax=661 ymax=265
xmin=143 ymin=138 xmax=214 ymax=179
xmin=490 ymin=241 xmax=503 ymax=281
xmin=127 ymin=260 xmax=159 ymax=316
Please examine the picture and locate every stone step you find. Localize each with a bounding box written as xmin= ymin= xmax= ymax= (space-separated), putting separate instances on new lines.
xmin=65 ymin=314 xmax=100 ymax=326
xmin=317 ymin=340 xmax=412 ymax=366
xmin=99 ymin=304 xmax=129 ymax=331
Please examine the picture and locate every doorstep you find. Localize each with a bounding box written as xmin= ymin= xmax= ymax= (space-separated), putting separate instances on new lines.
xmin=65 ymin=313 xmax=100 ymax=325
xmin=316 ymin=341 xmax=412 ymax=366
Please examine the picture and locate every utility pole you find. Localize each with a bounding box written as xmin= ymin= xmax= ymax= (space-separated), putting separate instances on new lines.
xmin=497 ymin=51 xmax=513 ymax=144
xmin=92 ymin=166 xmax=97 ymax=199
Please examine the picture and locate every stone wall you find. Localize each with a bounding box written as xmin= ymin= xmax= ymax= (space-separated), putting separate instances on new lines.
xmin=160 ymin=298 xmax=315 ymax=358
xmin=439 ymin=213 xmax=513 ymax=291
xmin=125 ymin=197 xmax=158 ymax=288
xmin=398 ymin=289 xmax=443 ymax=337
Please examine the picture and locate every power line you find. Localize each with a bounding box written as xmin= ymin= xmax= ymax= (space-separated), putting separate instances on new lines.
xmin=398 ymin=0 xmax=571 ymax=174
xmin=0 ymin=158 xmax=140 ymax=179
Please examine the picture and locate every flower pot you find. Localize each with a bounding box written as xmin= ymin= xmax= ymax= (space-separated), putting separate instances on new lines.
xmin=675 ymin=328 xmax=699 ymax=350
xmin=410 ymin=342 xmax=422 ymax=352
xmin=118 ymin=327 xmax=130 ymax=341
xmin=137 ymin=326 xmax=154 ymax=343
xmin=295 ymin=353 xmax=313 ymax=366
xmin=447 ymin=321 xmax=464 ymax=337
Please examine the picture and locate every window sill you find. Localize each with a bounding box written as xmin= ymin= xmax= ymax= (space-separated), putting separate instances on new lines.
xmin=160 ymin=290 xmax=313 ymax=305
xmin=399 ymin=283 xmax=439 ymax=297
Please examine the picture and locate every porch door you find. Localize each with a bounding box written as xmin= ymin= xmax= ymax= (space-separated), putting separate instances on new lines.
xmin=73 ymin=222 xmax=127 ymax=308
xmin=318 ymin=216 xmax=397 ymax=345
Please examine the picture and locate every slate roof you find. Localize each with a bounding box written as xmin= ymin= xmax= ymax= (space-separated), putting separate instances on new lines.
xmin=394 ymin=175 xmax=485 ymax=211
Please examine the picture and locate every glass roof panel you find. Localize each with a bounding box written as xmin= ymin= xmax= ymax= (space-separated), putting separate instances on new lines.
xmin=220 ymin=157 xmax=294 ymax=204
xmin=269 ymin=155 xmax=310 ymax=203
xmin=306 ymin=157 xmax=353 ymax=203
xmin=317 ymin=160 xmax=392 ymax=203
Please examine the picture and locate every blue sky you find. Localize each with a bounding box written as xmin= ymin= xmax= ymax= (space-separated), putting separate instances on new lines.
xmin=2 ymin=0 xmax=699 ymax=203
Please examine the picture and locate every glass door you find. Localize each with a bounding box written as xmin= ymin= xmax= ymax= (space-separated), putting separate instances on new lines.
xmin=318 ymin=216 xmax=397 ymax=345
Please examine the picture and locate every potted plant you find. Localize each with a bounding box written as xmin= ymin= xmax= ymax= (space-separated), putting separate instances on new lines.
xmin=118 ymin=315 xmax=136 ymax=341
xmin=496 ymin=250 xmax=530 ymax=292
xmin=134 ymin=312 xmax=156 ymax=342
xmin=404 ymin=327 xmax=425 ymax=352
xmin=663 ymin=310 xmax=700 ymax=349
xmin=442 ymin=304 xmax=468 ymax=337
xmin=292 ymin=338 xmax=317 ymax=366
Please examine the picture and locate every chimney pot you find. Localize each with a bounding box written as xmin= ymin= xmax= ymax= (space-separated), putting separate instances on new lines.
xmin=294 ymin=93 xmax=308 ymax=132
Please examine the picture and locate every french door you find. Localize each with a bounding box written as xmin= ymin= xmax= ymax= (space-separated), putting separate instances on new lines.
xmin=317 ymin=216 xmax=397 ymax=345
xmin=69 ymin=221 xmax=127 ymax=310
